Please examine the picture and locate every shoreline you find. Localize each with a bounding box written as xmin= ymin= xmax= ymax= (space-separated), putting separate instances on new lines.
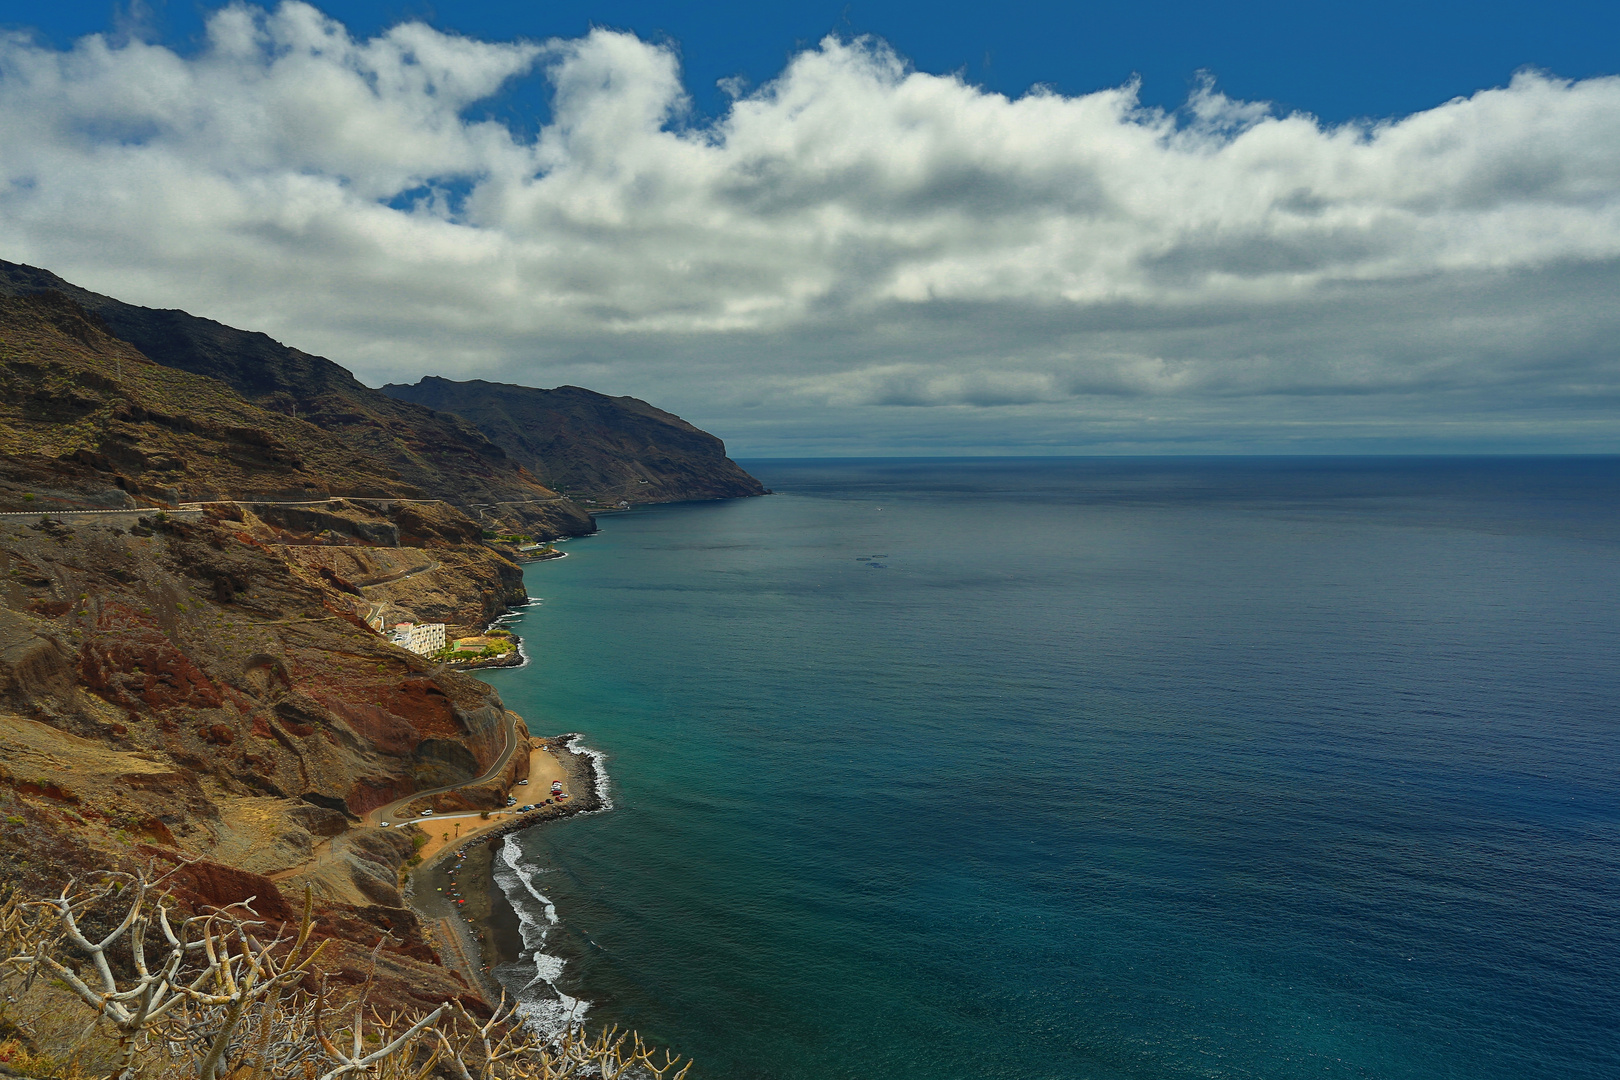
xmin=406 ymin=734 xmax=606 ymax=1009
xmin=440 ymin=645 xmax=525 ymax=672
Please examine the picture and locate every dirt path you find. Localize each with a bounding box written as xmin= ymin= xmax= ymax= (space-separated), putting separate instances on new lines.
xmin=356 ymin=556 xmax=441 ymax=589
xmin=347 ymin=554 xmax=451 ymax=633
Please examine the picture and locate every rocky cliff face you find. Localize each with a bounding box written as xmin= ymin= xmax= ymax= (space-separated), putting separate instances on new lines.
xmin=0 ymin=262 xmax=594 ymax=539
xmin=0 ymin=283 xmax=541 ymax=1011
xmin=0 ymin=502 xmax=513 ymax=816
xmin=380 ymin=377 xmax=767 ymax=506
xmin=0 ymin=292 xmax=418 ymax=511
xmin=0 ymin=260 xmax=764 ymax=1020
xmin=0 ymin=497 xmax=518 ymax=1011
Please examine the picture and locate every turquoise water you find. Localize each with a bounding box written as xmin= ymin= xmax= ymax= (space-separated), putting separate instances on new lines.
xmin=479 ymin=458 xmax=1620 ymax=1080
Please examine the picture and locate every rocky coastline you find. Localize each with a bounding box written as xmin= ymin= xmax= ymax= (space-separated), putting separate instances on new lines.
xmin=407 ymin=735 xmax=607 ymax=1005
xmin=441 ymin=637 xmax=527 ymax=672
xmin=0 ymin=258 xmax=769 ymax=1066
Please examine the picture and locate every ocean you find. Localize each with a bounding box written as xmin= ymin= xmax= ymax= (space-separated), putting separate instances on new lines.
xmin=476 ymin=457 xmax=1620 ymax=1080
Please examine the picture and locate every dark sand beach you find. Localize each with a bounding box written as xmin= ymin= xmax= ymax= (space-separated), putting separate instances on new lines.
xmin=409 ymin=736 xmax=606 ymax=1004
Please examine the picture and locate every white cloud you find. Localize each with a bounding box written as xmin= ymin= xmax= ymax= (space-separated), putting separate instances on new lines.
xmin=1 ymin=1 xmax=1618 ymax=452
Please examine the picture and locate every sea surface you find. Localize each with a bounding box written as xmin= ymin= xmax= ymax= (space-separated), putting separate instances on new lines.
xmin=477 ymin=457 xmax=1620 ymax=1080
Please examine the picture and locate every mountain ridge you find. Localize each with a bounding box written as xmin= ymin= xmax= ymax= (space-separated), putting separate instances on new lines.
xmin=0 ymin=261 xmax=595 ymax=537
xmin=380 ymin=376 xmax=767 ymax=506
xmin=0 ymin=290 xmax=422 ymax=510
xmin=0 ymin=260 xmax=766 ymax=1030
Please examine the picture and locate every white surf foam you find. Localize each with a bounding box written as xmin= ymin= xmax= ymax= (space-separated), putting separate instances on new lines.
xmin=475 ymin=609 xmax=535 ymax=668
xmin=563 ymin=734 xmax=614 ymax=810
xmin=513 ymin=992 xmax=589 ymax=1039
xmin=485 ymin=735 xmax=614 ymax=1038
xmin=493 ymin=834 xmax=591 ymax=1036
xmin=502 ymin=638 xmax=533 ymax=670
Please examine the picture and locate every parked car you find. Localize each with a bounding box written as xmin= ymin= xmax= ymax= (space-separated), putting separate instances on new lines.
xmin=518 ymin=779 xmax=529 ymax=785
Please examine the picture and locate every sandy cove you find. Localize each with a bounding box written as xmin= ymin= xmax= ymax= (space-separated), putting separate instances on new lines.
xmin=402 ymin=740 xmax=570 ymax=864
xmin=405 ymin=735 xmax=607 ymax=1003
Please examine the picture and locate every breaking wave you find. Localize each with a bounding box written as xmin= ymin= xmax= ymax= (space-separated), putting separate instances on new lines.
xmin=492 ymin=834 xmax=590 ymax=1037
xmin=563 ymin=734 xmax=614 ymax=810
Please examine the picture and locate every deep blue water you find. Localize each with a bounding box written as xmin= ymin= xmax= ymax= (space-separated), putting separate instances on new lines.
xmin=479 ymin=457 xmax=1620 ymax=1080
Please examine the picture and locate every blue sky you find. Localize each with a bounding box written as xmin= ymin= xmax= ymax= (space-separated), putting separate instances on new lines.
xmin=1 ymin=1 xmax=1618 ymax=453
xmin=22 ymin=0 xmax=1620 ymax=123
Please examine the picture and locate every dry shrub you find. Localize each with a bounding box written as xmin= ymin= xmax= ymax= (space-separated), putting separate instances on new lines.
xmin=0 ymin=871 xmax=689 ymax=1080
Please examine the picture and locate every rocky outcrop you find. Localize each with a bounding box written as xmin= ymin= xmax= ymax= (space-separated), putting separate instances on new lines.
xmin=0 ymin=512 xmax=511 ymax=808
xmin=166 ymin=859 xmax=295 ymax=921
xmin=248 ymin=501 xmax=400 ymax=546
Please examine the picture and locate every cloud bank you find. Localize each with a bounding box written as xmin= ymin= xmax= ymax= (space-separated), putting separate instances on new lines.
xmin=2 ymin=1 xmax=1618 ymax=451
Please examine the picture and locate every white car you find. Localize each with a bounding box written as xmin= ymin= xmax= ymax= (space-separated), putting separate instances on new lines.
xmin=421 ymin=809 xmax=434 ymax=816
xmin=379 ymin=822 xmax=391 ymax=828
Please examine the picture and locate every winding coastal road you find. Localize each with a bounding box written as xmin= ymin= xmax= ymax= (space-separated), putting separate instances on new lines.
xmin=0 ymin=506 xmax=205 ymax=522
xmin=0 ymin=494 xmax=454 ymax=523
xmin=270 ymin=711 xmax=529 ymax=884
xmin=362 ymin=710 xmax=528 ymax=828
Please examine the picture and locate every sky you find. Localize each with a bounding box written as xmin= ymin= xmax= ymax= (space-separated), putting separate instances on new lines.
xmin=1 ymin=1 xmax=1617 ymax=455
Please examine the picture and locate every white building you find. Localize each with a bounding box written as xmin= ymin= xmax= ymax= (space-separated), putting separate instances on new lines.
xmin=388 ymin=621 xmax=446 ymax=656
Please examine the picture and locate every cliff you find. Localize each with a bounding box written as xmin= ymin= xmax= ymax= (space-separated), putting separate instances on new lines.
xmin=0 ymin=262 xmax=594 ymax=539
xmin=379 ymin=377 xmax=767 ymax=506
xmin=0 ymin=261 xmax=760 ymax=1027
xmin=0 ymin=290 xmax=541 ymax=1014
xmin=0 ymin=500 xmax=514 ymax=1011
xmin=0 ymin=292 xmax=414 ymax=511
